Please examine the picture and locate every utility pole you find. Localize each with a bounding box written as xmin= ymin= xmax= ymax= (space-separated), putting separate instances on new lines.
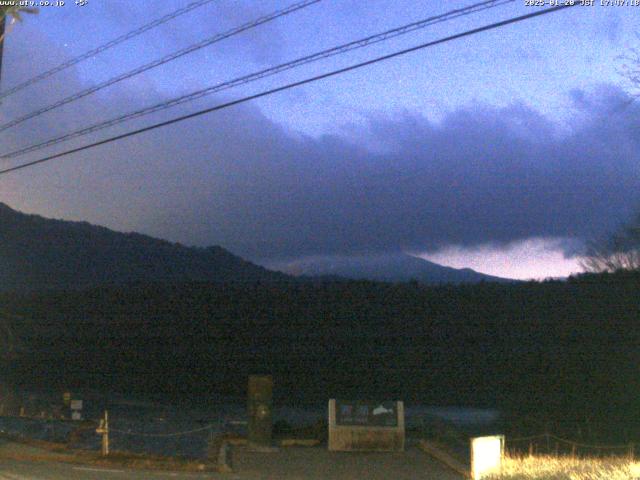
xmin=0 ymin=14 xmax=5 ymax=86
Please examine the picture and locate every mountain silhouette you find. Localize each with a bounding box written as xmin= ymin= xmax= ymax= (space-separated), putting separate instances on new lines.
xmin=277 ymin=252 xmax=513 ymax=284
xmin=0 ymin=202 xmax=288 ymax=291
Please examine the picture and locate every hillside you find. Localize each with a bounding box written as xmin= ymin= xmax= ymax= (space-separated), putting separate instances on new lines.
xmin=4 ymin=271 xmax=640 ymax=442
xmin=278 ymin=252 xmax=513 ymax=284
xmin=0 ymin=202 xmax=289 ymax=291
xmin=0 ymin=203 xmax=514 ymax=291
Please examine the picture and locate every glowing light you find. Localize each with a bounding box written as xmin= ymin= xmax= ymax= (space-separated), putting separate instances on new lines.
xmin=419 ymin=237 xmax=582 ymax=280
xmin=471 ymin=435 xmax=504 ymax=480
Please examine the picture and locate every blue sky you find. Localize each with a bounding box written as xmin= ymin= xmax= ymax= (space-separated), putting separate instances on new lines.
xmin=1 ymin=0 xmax=639 ymax=279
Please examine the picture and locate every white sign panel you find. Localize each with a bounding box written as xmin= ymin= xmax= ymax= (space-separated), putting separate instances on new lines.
xmin=70 ymin=400 xmax=83 ymax=410
xmin=471 ymin=435 xmax=504 ymax=480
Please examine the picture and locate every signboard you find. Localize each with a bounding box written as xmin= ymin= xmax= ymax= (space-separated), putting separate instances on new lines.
xmin=328 ymin=399 xmax=405 ymax=452
xmin=335 ymin=400 xmax=398 ymax=427
xmin=470 ymin=435 xmax=504 ymax=480
xmin=70 ymin=399 xmax=83 ymax=421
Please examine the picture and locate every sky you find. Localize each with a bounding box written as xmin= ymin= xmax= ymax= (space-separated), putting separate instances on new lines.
xmin=0 ymin=0 xmax=639 ymax=280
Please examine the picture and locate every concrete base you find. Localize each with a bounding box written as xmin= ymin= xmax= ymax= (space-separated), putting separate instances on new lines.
xmin=217 ymin=441 xmax=233 ymax=473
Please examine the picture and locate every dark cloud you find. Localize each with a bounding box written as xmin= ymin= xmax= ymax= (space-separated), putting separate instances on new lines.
xmin=2 ymin=21 xmax=640 ymax=264
xmin=160 ymin=84 xmax=639 ymax=262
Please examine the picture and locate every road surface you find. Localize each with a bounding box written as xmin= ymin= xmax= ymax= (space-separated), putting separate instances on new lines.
xmin=0 ymin=443 xmax=464 ymax=479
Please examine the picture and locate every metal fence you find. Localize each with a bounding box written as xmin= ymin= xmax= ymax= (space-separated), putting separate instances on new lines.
xmin=0 ymin=411 xmax=236 ymax=459
xmin=506 ymin=433 xmax=635 ymax=460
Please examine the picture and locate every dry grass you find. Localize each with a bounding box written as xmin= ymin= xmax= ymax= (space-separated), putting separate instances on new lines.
xmin=485 ymin=454 xmax=640 ymax=479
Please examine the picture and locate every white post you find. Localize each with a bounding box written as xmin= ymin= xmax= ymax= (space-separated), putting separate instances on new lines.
xmin=96 ymin=410 xmax=109 ymax=456
xmin=470 ymin=435 xmax=504 ymax=480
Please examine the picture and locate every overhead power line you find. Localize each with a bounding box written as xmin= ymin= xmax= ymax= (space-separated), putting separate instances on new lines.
xmin=1 ymin=0 xmax=513 ymax=160
xmin=0 ymin=0 xmax=217 ymax=101
xmin=0 ymin=0 xmax=321 ymax=133
xmin=0 ymin=4 xmax=578 ymax=178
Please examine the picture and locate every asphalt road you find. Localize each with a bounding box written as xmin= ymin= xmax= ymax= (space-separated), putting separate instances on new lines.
xmin=0 ymin=461 xmax=215 ymax=480
xmin=0 ymin=445 xmax=464 ymax=479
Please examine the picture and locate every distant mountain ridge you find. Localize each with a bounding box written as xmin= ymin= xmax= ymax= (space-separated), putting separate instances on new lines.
xmin=0 ymin=202 xmax=512 ymax=291
xmin=277 ymin=252 xmax=513 ymax=284
xmin=0 ymin=202 xmax=289 ymax=291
